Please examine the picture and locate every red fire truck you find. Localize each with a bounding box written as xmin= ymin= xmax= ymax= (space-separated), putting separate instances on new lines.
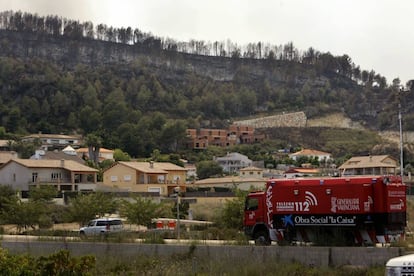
xmin=244 ymin=175 xmax=406 ymax=246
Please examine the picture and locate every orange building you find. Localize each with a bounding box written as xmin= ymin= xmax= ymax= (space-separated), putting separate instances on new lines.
xmin=186 ymin=124 xmax=263 ymax=149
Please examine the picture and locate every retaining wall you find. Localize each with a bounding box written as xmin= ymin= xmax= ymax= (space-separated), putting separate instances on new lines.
xmin=233 ymin=112 xmax=307 ymax=129
xmin=1 ymin=240 xmax=404 ymax=267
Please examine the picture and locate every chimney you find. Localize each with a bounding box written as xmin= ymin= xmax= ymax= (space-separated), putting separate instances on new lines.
xmin=150 ymin=161 xmax=154 ymax=168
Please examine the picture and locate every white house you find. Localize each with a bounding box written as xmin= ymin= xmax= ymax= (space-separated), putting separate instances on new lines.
xmin=0 ymin=159 xmax=98 ymax=192
xmin=289 ymin=149 xmax=332 ymax=162
xmin=21 ymin=133 xmax=82 ymax=150
xmin=214 ymin=152 xmax=252 ymax=174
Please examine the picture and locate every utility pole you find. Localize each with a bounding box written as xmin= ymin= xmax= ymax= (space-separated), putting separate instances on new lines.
xmin=398 ymin=87 xmax=409 ymax=184
xmin=399 ymin=98 xmax=404 ymax=179
xmin=177 ymin=193 xmax=180 ymax=241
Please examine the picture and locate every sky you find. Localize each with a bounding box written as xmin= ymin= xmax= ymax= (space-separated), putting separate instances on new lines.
xmin=2 ymin=0 xmax=414 ymax=86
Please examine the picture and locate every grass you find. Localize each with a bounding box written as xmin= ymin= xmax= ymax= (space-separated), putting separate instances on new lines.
xmin=91 ymin=252 xmax=386 ymax=275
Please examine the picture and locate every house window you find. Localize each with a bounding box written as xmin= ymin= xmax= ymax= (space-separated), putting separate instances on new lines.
xmin=32 ymin=172 xmax=38 ymax=183
xmin=148 ymin=187 xmax=161 ymax=195
xmin=157 ymin=175 xmax=165 ymax=184
xmin=124 ymin=175 xmax=131 ymax=182
xmin=111 ymin=176 xmax=118 ymax=182
xmin=51 ymin=173 xmax=61 ymax=180
xmin=13 ymin=173 xmax=16 ymax=182
xmin=249 ymin=172 xmax=254 ymax=175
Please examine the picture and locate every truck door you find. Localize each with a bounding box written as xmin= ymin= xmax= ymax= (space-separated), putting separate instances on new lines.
xmin=244 ymin=194 xmax=264 ymax=227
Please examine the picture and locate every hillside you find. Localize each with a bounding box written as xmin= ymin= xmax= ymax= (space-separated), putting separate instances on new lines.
xmin=307 ymin=113 xmax=365 ymax=129
xmin=234 ymin=112 xmax=413 ymax=161
xmin=0 ymin=28 xmax=410 ymax=129
xmin=0 ymin=10 xmax=414 ymax=161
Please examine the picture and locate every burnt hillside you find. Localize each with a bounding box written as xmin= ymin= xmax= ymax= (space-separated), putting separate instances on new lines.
xmin=0 ymin=9 xmax=414 ymax=159
xmin=0 ymin=29 xmax=409 ymax=131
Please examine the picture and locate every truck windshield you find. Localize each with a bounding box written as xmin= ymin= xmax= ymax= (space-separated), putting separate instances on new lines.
xmin=245 ymin=198 xmax=259 ymax=211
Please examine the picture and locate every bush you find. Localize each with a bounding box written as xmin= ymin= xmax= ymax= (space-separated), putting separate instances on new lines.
xmin=38 ymin=214 xmax=54 ymax=229
xmin=141 ymin=231 xmax=166 ymax=244
xmin=0 ymin=248 xmax=95 ymax=275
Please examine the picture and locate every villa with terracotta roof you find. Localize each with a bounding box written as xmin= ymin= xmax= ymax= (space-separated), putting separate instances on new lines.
xmin=0 ymin=151 xmax=18 ymax=165
xmin=102 ymin=161 xmax=187 ymax=196
xmin=289 ymin=148 xmax=332 ymax=162
xmin=338 ymin=155 xmax=397 ymax=176
xmin=0 ymin=159 xmax=98 ymax=193
xmin=22 ymin=133 xmax=82 ymax=150
xmin=30 ymin=147 xmax=85 ymax=164
xmin=239 ymin=166 xmax=263 ymax=179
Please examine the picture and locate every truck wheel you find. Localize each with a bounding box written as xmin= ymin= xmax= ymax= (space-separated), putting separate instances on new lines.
xmin=254 ymin=231 xmax=270 ymax=246
xmin=79 ymin=231 xmax=86 ymax=239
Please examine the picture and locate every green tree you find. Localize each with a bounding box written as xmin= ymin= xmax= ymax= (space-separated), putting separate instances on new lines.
xmin=6 ymin=107 xmax=22 ymax=133
xmin=79 ymin=106 xmax=101 ymax=133
xmin=150 ymin=149 xmax=161 ymax=161
xmin=196 ymin=160 xmax=223 ymax=179
xmin=51 ymin=90 xmax=70 ymax=117
xmin=85 ymin=133 xmax=102 ymax=165
xmin=102 ymin=88 xmax=128 ymax=131
xmin=10 ymin=140 xmax=39 ymax=159
xmin=0 ymin=186 xmax=49 ymax=231
xmin=168 ymin=153 xmax=184 ymax=167
xmin=0 ymin=126 xmax=6 ymax=138
xmin=81 ymin=82 xmax=101 ymax=109
xmin=28 ymin=185 xmax=57 ymax=202
xmin=3 ymin=200 xmax=42 ymax=232
xmin=3 ymin=186 xmax=60 ymax=230
xmin=117 ymin=123 xmax=143 ymax=157
xmin=0 ymin=185 xmax=18 ymax=223
xmin=120 ymin=196 xmax=168 ymax=227
xmin=171 ymin=200 xmax=189 ymax=219
xmin=68 ymin=192 xmax=117 ymax=226
xmin=159 ymin=120 xmax=187 ymax=152
xmin=99 ymin=159 xmax=115 ymax=173
xmin=113 ymin=148 xmax=130 ymax=161
xmin=217 ymin=189 xmax=248 ymax=230
xmin=28 ymin=185 xmax=58 ymax=228
xmin=239 ymin=87 xmax=257 ymax=115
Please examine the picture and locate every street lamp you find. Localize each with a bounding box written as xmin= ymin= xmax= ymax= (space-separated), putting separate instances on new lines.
xmin=173 ymin=186 xmax=181 ymax=241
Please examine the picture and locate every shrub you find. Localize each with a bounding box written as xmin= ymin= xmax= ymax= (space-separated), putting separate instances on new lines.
xmin=0 ymin=248 xmax=95 ymax=275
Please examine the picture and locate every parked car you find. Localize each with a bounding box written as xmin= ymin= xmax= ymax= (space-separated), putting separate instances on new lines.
xmin=385 ymin=253 xmax=414 ymax=276
xmin=79 ymin=218 xmax=123 ymax=237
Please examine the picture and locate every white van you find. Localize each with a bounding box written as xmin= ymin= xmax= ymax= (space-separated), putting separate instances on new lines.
xmin=385 ymin=253 xmax=414 ymax=276
xmin=79 ymin=218 xmax=123 ymax=237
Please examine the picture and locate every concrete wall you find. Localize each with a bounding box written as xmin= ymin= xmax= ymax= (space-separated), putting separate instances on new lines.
xmin=1 ymin=241 xmax=403 ymax=268
xmin=234 ymin=112 xmax=307 ymax=129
